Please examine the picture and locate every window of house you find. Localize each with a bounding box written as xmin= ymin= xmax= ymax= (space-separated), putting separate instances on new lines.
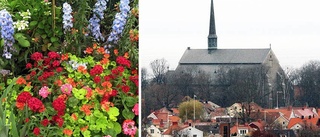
xmin=193 ymin=135 xmax=197 ymax=137
xmin=150 ymin=129 xmax=154 ymax=134
xmin=239 ymin=130 xmax=247 ymax=135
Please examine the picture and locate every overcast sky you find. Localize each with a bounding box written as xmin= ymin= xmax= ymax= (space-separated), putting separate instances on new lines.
xmin=140 ymin=0 xmax=320 ymax=73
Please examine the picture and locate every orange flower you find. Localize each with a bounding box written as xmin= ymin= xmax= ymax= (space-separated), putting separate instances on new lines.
xmin=95 ymin=87 xmax=105 ymax=96
xmin=80 ymin=104 xmax=93 ymax=116
xmin=124 ymin=52 xmax=129 ymax=59
xmin=58 ymin=94 xmax=68 ymax=101
xmin=63 ymin=129 xmax=73 ymax=136
xmin=97 ymin=47 xmax=105 ymax=54
xmin=61 ymin=54 xmax=69 ymax=61
xmin=93 ymin=43 xmax=98 ymax=49
xmin=101 ymin=101 xmax=114 ymax=111
xmin=86 ymin=89 xmax=93 ymax=99
xmin=114 ymin=49 xmax=119 ymax=56
xmin=16 ymin=77 xmax=26 ymax=85
xmin=16 ymin=102 xmax=25 ymax=110
xmin=85 ymin=47 xmax=93 ymax=54
xmin=80 ymin=126 xmax=88 ymax=131
xmin=71 ymin=113 xmax=77 ymax=121
xmin=66 ymin=78 xmax=76 ymax=87
xmin=77 ymin=65 xmax=87 ymax=74
xmin=54 ymin=79 xmax=63 ymax=87
xmin=101 ymin=81 xmax=112 ymax=88
xmin=2 ymin=97 xmax=6 ymax=102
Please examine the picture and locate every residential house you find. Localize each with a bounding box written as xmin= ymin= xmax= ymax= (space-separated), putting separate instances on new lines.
xmin=230 ymin=124 xmax=253 ymax=137
xmin=146 ymin=125 xmax=162 ymax=137
xmin=287 ymin=117 xmax=320 ymax=131
xmin=162 ymin=122 xmax=188 ymax=137
xmin=179 ymin=126 xmax=204 ymax=137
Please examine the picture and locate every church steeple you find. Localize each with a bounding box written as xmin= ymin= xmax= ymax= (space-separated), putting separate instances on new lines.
xmin=208 ymin=0 xmax=217 ymax=50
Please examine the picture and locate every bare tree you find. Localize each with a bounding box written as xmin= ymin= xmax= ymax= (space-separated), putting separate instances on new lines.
xmin=150 ymin=58 xmax=169 ymax=84
xmin=295 ymin=61 xmax=320 ymax=107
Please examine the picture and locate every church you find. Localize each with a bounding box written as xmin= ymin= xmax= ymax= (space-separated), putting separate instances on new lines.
xmin=175 ymin=0 xmax=289 ymax=108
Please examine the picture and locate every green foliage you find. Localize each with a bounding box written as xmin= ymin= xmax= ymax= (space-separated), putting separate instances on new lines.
xmin=178 ymin=99 xmax=204 ymax=122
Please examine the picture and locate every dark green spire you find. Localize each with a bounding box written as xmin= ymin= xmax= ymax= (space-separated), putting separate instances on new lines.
xmin=208 ymin=0 xmax=217 ymax=50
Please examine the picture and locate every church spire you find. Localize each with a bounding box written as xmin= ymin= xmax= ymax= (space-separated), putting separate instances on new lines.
xmin=208 ymin=0 xmax=217 ymax=50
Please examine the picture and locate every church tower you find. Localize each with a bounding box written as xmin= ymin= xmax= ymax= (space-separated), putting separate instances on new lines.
xmin=208 ymin=0 xmax=217 ymax=50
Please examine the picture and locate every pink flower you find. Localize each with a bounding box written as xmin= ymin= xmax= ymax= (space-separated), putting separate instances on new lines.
xmin=61 ymin=84 xmax=72 ymax=95
xmin=39 ymin=86 xmax=51 ymax=98
xmin=122 ymin=119 xmax=137 ymax=136
xmin=132 ymin=103 xmax=139 ymax=115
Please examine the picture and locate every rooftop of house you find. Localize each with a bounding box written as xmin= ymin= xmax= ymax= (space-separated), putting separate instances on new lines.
xmin=287 ymin=117 xmax=320 ymax=129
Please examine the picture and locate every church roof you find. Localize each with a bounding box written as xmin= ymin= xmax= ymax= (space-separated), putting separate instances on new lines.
xmin=179 ymin=48 xmax=271 ymax=65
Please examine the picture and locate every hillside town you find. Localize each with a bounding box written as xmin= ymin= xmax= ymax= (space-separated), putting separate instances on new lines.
xmin=141 ymin=0 xmax=320 ymax=137
xmin=142 ymin=101 xmax=320 ymax=137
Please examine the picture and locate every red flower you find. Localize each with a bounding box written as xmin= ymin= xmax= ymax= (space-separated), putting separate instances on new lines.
xmin=90 ymin=65 xmax=103 ymax=76
xmin=56 ymin=67 xmax=63 ymax=73
xmin=25 ymin=118 xmax=29 ymax=123
xmin=117 ymin=66 xmax=125 ymax=73
xmin=48 ymin=51 xmax=60 ymax=59
xmin=52 ymin=97 xmax=66 ymax=115
xmin=33 ymin=127 xmax=40 ymax=136
xmin=16 ymin=92 xmax=32 ymax=103
xmin=52 ymin=115 xmax=64 ymax=127
xmin=93 ymin=76 xmax=101 ymax=83
xmin=121 ymin=85 xmax=130 ymax=93
xmin=130 ymin=75 xmax=138 ymax=87
xmin=52 ymin=60 xmax=61 ymax=67
xmin=26 ymin=63 xmax=32 ymax=69
xmin=27 ymin=97 xmax=45 ymax=112
xmin=31 ymin=52 xmax=43 ymax=61
xmin=41 ymin=119 xmax=49 ymax=127
xmin=111 ymin=89 xmax=118 ymax=97
xmin=116 ymin=56 xmax=131 ymax=68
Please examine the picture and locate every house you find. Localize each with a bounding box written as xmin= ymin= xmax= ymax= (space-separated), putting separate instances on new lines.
xmin=179 ymin=126 xmax=204 ymax=137
xmin=230 ymin=124 xmax=253 ymax=137
xmin=146 ymin=125 xmax=162 ymax=137
xmin=162 ymin=122 xmax=188 ymax=137
xmin=287 ymin=117 xmax=320 ymax=130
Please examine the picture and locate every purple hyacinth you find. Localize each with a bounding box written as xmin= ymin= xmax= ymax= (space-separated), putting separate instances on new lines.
xmin=107 ymin=0 xmax=130 ymax=44
xmin=62 ymin=2 xmax=73 ymax=33
xmin=88 ymin=0 xmax=108 ymax=41
xmin=0 ymin=9 xmax=15 ymax=59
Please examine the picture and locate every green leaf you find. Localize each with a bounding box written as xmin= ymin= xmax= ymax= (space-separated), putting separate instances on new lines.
xmin=122 ymin=109 xmax=135 ymax=120
xmin=67 ymin=97 xmax=79 ymax=107
xmin=17 ymin=38 xmax=30 ymax=47
xmin=29 ymin=21 xmax=38 ymax=27
xmin=10 ymin=113 xmax=19 ymax=137
xmin=125 ymin=96 xmax=137 ymax=108
xmin=112 ymin=121 xmax=122 ymax=134
xmin=14 ymin=33 xmax=24 ymax=39
xmin=41 ymin=34 xmax=47 ymax=39
xmin=50 ymin=37 xmax=58 ymax=43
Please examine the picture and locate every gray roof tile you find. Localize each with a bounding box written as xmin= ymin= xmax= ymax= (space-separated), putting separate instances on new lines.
xmin=179 ymin=48 xmax=271 ymax=64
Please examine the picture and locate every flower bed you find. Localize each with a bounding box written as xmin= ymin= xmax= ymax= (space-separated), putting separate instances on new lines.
xmin=0 ymin=0 xmax=138 ymax=136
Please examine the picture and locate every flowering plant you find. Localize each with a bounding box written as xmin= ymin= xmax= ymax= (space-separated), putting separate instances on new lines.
xmin=0 ymin=0 xmax=139 ymax=136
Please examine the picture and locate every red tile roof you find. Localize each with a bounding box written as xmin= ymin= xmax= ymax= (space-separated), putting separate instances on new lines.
xmin=287 ymin=117 xmax=320 ymax=129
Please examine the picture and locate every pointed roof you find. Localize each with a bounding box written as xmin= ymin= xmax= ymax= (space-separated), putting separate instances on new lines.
xmin=208 ymin=0 xmax=217 ymax=38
